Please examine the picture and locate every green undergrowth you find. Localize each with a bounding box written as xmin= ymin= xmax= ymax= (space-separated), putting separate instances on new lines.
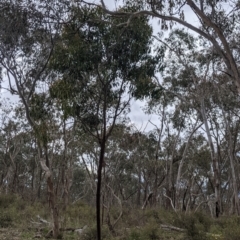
xmin=0 ymin=194 xmax=239 ymax=239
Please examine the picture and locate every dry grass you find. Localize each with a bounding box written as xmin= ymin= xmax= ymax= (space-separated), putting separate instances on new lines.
xmin=0 ymin=195 xmax=236 ymax=239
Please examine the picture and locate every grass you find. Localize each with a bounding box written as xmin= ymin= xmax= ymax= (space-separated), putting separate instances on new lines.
xmin=0 ymin=194 xmax=239 ymax=239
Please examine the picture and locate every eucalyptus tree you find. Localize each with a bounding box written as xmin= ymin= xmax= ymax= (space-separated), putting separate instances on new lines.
xmin=105 ymin=125 xmax=163 ymax=209
xmin=208 ymin=74 xmax=240 ymax=215
xmin=98 ymin=0 xmax=240 ymax=94
xmin=49 ymin=4 xmax=158 ymax=239
xmin=152 ymin=26 xmax=240 ymax=216
xmin=95 ymin=0 xmax=240 ymax=216
xmin=0 ymin=0 xmax=73 ymax=237
xmin=0 ymin=118 xmax=23 ymax=194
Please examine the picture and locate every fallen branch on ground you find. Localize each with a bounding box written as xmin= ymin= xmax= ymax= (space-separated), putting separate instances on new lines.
xmin=160 ymin=224 xmax=186 ymax=232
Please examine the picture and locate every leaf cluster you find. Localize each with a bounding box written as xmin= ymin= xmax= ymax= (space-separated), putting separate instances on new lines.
xmin=49 ymin=4 xmax=159 ymax=122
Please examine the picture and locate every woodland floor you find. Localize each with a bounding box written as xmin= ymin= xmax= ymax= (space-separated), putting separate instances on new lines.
xmin=0 ymin=227 xmax=186 ymax=240
xmin=0 ymin=195 xmax=237 ymax=239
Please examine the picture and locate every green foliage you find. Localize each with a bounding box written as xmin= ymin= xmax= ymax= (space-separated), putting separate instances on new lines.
xmin=49 ymin=4 xmax=159 ymax=123
xmin=0 ymin=196 xmax=232 ymax=240
xmin=222 ymin=216 xmax=240 ymax=240
xmin=184 ymin=217 xmax=207 ymax=240
xmin=127 ymin=229 xmax=142 ymax=240
xmin=179 ymin=212 xmax=212 ymax=240
xmin=0 ymin=2 xmax=30 ymax=49
xmin=141 ymin=223 xmax=160 ymax=240
xmin=0 ymin=212 xmax=13 ymax=227
xmin=29 ymin=93 xmax=52 ymax=121
xmin=208 ymin=223 xmax=224 ymax=240
xmin=80 ymin=225 xmax=111 ymax=240
xmin=126 ymin=221 xmax=178 ymax=240
xmin=144 ymin=209 xmax=163 ymax=224
xmin=64 ymin=201 xmax=95 ymax=228
xmin=0 ymin=194 xmax=15 ymax=208
xmin=0 ymin=194 xmax=24 ymax=228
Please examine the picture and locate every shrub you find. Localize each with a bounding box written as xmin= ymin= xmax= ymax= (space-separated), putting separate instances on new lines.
xmin=125 ymin=223 xmax=160 ymax=240
xmin=0 ymin=194 xmax=15 ymax=209
xmin=182 ymin=214 xmax=208 ymax=240
xmin=0 ymin=211 xmax=12 ymax=227
xmin=142 ymin=223 xmax=160 ymax=240
xmin=64 ymin=201 xmax=95 ymax=227
xmin=127 ymin=229 xmax=142 ymax=240
xmin=222 ymin=216 xmax=240 ymax=240
xmin=81 ymin=225 xmax=111 ymax=240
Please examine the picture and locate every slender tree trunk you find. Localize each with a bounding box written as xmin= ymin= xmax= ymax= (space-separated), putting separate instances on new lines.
xmin=37 ymin=169 xmax=42 ymax=199
xmin=12 ymin=163 xmax=18 ymax=193
xmin=152 ymin=108 xmax=165 ymax=206
xmin=166 ymin=128 xmax=181 ymax=209
xmin=175 ymin=119 xmax=201 ymax=210
xmin=153 ymin=175 xmax=158 ymax=206
xmin=137 ymin=171 xmax=141 ymax=206
xmin=200 ymin=99 xmax=221 ymax=217
xmin=31 ymin=160 xmax=35 ymax=199
xmin=222 ymin=110 xmax=240 ymax=215
xmin=228 ymin=147 xmax=239 ymax=215
xmin=96 ymin=139 xmax=106 ymax=240
xmin=101 ymin=166 xmax=106 ymax=225
xmin=62 ymin=119 xmax=69 ymax=210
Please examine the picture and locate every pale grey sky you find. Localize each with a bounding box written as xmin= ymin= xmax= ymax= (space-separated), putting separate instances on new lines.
xmin=97 ymin=0 xmax=203 ymax=131
xmin=0 ymin=0 xmax=206 ymax=133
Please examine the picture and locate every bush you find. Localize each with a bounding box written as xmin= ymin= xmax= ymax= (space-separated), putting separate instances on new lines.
xmin=142 ymin=223 xmax=160 ymax=240
xmin=81 ymin=225 xmax=111 ymax=240
xmin=0 ymin=212 xmax=12 ymax=227
xmin=195 ymin=212 xmax=212 ymax=232
xmin=0 ymin=194 xmax=15 ymax=209
xmin=222 ymin=216 xmax=240 ymax=240
xmin=64 ymin=201 xmax=95 ymax=227
xmin=125 ymin=223 xmax=160 ymax=240
xmin=182 ymin=213 xmax=209 ymax=240
xmin=127 ymin=229 xmax=142 ymax=240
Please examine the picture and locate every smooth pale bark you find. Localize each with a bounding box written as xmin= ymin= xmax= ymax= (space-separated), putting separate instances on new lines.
xmin=152 ymin=107 xmax=165 ymax=206
xmin=221 ymin=109 xmax=240 ymax=215
xmin=137 ymin=171 xmax=141 ymax=206
xmin=99 ymin=0 xmax=240 ymax=93
xmin=166 ymin=127 xmax=181 ymax=209
xmin=175 ymin=119 xmax=202 ymax=211
xmin=62 ymin=119 xmax=73 ymax=210
xmin=6 ymin=46 xmax=60 ymax=238
xmin=200 ymin=99 xmax=221 ymax=216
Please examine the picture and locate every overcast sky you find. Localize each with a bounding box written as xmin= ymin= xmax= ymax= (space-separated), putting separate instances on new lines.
xmin=0 ymin=0 xmax=203 ymax=133
xmin=100 ymin=0 xmax=200 ymax=132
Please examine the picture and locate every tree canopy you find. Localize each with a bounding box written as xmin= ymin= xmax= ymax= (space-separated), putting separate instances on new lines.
xmin=1 ymin=1 xmax=240 ymax=239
